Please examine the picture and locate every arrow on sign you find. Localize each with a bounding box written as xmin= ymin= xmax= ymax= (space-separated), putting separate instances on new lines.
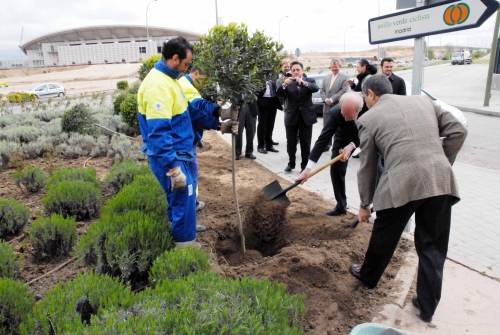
xmin=368 ymin=0 xmax=499 ymax=44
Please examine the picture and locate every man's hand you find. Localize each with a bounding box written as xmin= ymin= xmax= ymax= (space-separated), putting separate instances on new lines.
xmin=166 ymin=166 xmax=186 ymax=192
xmin=358 ymin=207 xmax=372 ymax=222
xmin=340 ymin=143 xmax=355 ymax=162
xmin=325 ymin=98 xmax=333 ymax=106
xmin=220 ymin=120 xmax=239 ymax=135
xmin=296 ymin=168 xmax=311 ymax=184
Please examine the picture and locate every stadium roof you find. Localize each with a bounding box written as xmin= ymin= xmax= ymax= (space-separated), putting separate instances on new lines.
xmin=20 ymin=25 xmax=202 ymax=54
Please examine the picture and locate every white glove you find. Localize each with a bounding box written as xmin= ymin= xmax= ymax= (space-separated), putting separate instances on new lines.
xmin=166 ymin=166 xmax=186 ymax=192
xmin=220 ymin=120 xmax=239 ymax=135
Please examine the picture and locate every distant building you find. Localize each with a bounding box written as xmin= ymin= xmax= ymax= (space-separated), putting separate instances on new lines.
xmin=9 ymin=25 xmax=201 ymax=68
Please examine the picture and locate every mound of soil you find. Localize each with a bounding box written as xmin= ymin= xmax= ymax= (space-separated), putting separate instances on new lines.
xmin=2 ymin=130 xmax=411 ymax=334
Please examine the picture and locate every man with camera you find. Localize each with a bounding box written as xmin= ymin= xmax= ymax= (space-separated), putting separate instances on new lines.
xmin=276 ymin=60 xmax=319 ymax=173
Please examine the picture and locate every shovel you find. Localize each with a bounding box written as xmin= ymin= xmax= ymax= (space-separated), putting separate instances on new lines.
xmin=261 ymin=153 xmax=344 ymax=206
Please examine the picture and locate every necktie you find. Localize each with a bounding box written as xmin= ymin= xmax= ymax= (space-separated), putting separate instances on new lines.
xmin=329 ymin=74 xmax=337 ymax=90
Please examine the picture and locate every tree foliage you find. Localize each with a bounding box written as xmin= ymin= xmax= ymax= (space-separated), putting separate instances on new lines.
xmin=138 ymin=54 xmax=161 ymax=81
xmin=193 ymin=22 xmax=282 ymax=105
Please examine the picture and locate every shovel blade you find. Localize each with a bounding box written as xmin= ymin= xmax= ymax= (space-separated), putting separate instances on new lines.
xmin=261 ymin=180 xmax=291 ymax=206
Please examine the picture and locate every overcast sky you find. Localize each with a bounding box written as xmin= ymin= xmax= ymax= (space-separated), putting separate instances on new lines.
xmin=0 ymin=0 xmax=496 ymax=60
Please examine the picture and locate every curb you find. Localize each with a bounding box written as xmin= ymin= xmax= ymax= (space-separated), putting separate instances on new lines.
xmin=454 ymin=105 xmax=500 ymax=118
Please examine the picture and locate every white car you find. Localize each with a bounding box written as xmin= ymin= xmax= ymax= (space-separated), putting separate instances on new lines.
xmin=26 ymin=83 xmax=66 ymax=99
xmin=405 ymin=81 xmax=467 ymax=127
xmin=396 ymin=61 xmax=406 ymax=67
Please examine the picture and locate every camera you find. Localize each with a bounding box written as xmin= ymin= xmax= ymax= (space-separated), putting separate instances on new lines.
xmin=285 ymin=71 xmax=292 ymax=77
xmin=291 ymin=78 xmax=297 ymax=82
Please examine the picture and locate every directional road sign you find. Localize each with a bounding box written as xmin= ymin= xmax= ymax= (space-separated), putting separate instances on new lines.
xmin=369 ymin=0 xmax=499 ymax=44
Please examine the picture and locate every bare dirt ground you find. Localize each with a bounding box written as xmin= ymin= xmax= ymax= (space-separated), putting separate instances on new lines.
xmin=2 ymin=130 xmax=412 ymax=334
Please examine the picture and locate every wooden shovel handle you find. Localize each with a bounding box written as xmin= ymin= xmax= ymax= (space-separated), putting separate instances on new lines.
xmin=308 ymin=154 xmax=344 ymax=179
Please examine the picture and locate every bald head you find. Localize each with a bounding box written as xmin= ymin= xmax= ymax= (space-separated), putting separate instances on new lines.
xmin=339 ymin=92 xmax=363 ymax=121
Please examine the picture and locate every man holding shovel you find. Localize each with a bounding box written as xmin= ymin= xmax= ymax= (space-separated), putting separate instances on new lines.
xmin=349 ymin=75 xmax=467 ymax=323
xmin=296 ymin=92 xmax=364 ymax=216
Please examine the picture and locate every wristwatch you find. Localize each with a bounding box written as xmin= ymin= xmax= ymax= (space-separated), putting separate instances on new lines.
xmin=360 ymin=202 xmax=370 ymax=210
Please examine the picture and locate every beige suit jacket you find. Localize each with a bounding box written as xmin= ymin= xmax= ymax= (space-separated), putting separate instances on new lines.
xmin=320 ymin=71 xmax=349 ymax=114
xmin=356 ymin=94 xmax=468 ymax=211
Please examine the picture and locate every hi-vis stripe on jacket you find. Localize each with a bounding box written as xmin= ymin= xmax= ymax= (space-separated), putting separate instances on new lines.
xmin=178 ymin=75 xmax=220 ymax=144
xmin=137 ymin=59 xmax=194 ymax=170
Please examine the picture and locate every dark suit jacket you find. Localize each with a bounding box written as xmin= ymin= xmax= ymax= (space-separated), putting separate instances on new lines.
xmin=276 ymin=77 xmax=319 ymax=127
xmin=257 ymin=78 xmax=283 ymax=111
xmin=388 ymin=73 xmax=406 ymax=96
xmin=309 ymin=104 xmax=363 ymax=162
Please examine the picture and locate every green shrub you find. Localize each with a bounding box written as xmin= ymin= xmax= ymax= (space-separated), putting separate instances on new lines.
xmin=0 ymin=241 xmax=21 ymax=279
xmin=18 ymin=92 xmax=36 ymax=103
xmin=19 ymin=273 xmax=132 ymax=335
xmin=72 ymin=272 xmax=305 ymax=335
xmin=0 ymin=278 xmax=35 ymax=335
xmin=119 ymin=93 xmax=139 ymax=129
xmin=45 ymin=167 xmax=100 ymax=191
xmin=116 ymin=80 xmax=129 ymax=90
xmin=75 ymin=210 xmax=173 ymax=283
xmin=104 ymin=159 xmax=151 ymax=195
xmin=13 ymin=166 xmax=47 ymax=193
xmin=138 ymin=54 xmax=161 ymax=81
xmin=101 ymin=174 xmax=166 ymax=221
xmin=305 ymin=66 xmax=311 ymax=72
xmin=128 ymin=83 xmax=140 ymax=94
xmin=7 ymin=93 xmax=22 ymax=104
xmin=112 ymin=91 xmax=128 ymax=115
xmin=0 ymin=199 xmax=29 ymax=238
xmin=28 ymin=214 xmax=77 ymax=260
xmin=61 ymin=103 xmax=96 ymax=135
xmin=149 ymin=246 xmax=211 ymax=283
xmin=42 ymin=180 xmax=102 ymax=220
xmin=107 ymin=134 xmax=146 ymax=161
xmin=443 ymin=51 xmax=452 ymax=60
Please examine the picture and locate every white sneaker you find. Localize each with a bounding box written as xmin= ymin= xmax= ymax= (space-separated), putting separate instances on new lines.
xmin=175 ymin=240 xmax=201 ymax=249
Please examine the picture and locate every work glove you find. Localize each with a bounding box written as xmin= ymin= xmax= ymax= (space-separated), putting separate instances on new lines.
xmin=219 ymin=107 xmax=232 ymax=121
xmin=166 ymin=166 xmax=186 ymax=192
xmin=220 ymin=120 xmax=239 ymax=135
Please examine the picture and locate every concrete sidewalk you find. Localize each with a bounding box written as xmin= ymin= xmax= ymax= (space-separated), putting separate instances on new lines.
xmin=217 ymin=96 xmax=500 ymax=333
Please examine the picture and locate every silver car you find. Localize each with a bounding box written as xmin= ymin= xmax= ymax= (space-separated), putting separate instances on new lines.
xmin=26 ymin=83 xmax=66 ymax=99
xmin=405 ymin=81 xmax=468 ymax=127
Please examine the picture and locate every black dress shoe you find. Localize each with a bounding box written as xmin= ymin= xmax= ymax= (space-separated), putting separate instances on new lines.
xmin=235 ymin=153 xmax=240 ymax=160
xmin=266 ymin=147 xmax=279 ymax=153
xmin=272 ymin=141 xmax=279 ymax=146
xmin=245 ymin=153 xmax=256 ymax=159
xmin=284 ymin=165 xmax=294 ymax=173
xmin=326 ymin=208 xmax=346 ymax=216
xmin=349 ymin=264 xmax=375 ymax=289
xmin=412 ymin=295 xmax=433 ymax=322
xmin=257 ymin=148 xmax=267 ymax=154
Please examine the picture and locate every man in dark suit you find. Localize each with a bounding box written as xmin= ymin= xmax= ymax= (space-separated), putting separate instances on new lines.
xmin=348 ymin=75 xmax=467 ymax=323
xmin=276 ymin=60 xmax=319 ymax=173
xmin=235 ymin=101 xmax=258 ymax=160
xmin=380 ymin=57 xmax=406 ymax=96
xmin=257 ymin=78 xmax=282 ymax=154
xmin=296 ymin=92 xmax=364 ymax=216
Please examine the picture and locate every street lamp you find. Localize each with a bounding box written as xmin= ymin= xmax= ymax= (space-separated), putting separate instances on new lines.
xmin=279 ymin=15 xmax=289 ymax=45
xmin=146 ymin=0 xmax=158 ymax=57
xmin=344 ymin=26 xmax=353 ymax=65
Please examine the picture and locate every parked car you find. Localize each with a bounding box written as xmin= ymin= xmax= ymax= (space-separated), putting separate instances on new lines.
xmin=25 ymin=83 xmax=66 ymax=99
xmin=396 ymin=61 xmax=406 ymax=67
xmin=405 ymin=81 xmax=467 ymax=127
xmin=307 ymin=73 xmax=327 ymax=116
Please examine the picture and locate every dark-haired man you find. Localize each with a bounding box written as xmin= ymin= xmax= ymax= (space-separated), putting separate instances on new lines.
xmin=380 ymin=57 xmax=406 ymax=96
xmin=277 ymin=60 xmax=319 ymax=173
xmin=348 ymin=74 xmax=467 ymax=324
xmin=138 ymin=37 xmax=238 ymax=249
